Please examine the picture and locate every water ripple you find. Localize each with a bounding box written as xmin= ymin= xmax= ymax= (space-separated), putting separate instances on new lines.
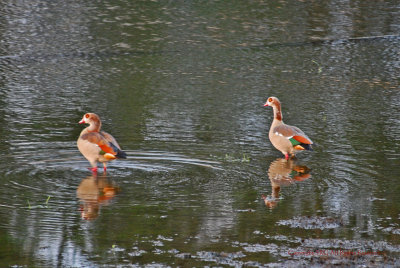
xmin=5 ymin=141 xmax=223 ymax=176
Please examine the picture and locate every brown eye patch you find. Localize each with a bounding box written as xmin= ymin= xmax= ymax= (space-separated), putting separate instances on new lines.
xmin=85 ymin=114 xmax=90 ymax=118
xmin=268 ymin=97 xmax=273 ymax=102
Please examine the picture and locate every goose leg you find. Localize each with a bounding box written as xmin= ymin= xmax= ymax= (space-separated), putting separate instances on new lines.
xmin=103 ymin=163 xmax=107 ymax=172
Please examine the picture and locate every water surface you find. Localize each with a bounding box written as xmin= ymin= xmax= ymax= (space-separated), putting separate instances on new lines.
xmin=0 ymin=0 xmax=399 ymax=266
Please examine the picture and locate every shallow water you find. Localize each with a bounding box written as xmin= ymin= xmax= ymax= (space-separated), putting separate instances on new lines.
xmin=0 ymin=0 xmax=400 ymax=267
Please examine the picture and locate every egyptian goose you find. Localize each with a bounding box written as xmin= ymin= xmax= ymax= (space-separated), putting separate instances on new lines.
xmin=264 ymin=97 xmax=313 ymax=159
xmin=77 ymin=113 xmax=127 ymax=172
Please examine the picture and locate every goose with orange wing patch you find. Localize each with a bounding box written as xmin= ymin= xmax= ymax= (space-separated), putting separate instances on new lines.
xmin=264 ymin=97 xmax=313 ymax=160
xmin=77 ymin=113 xmax=127 ymax=173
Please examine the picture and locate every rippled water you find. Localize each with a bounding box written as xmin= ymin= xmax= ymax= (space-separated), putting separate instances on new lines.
xmin=0 ymin=0 xmax=400 ymax=267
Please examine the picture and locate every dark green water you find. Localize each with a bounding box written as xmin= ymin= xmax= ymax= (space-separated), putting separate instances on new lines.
xmin=0 ymin=0 xmax=399 ymax=266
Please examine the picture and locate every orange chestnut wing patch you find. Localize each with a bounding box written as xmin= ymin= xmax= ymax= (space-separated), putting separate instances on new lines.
xmin=292 ymin=135 xmax=312 ymax=144
xmin=290 ymin=135 xmax=313 ymax=151
xmin=81 ymin=133 xmax=120 ymax=155
xmin=274 ymin=125 xmax=313 ymax=144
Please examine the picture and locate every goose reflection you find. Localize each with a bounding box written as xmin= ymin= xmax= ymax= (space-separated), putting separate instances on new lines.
xmin=263 ymin=158 xmax=311 ymax=209
xmin=76 ymin=173 xmax=120 ymax=220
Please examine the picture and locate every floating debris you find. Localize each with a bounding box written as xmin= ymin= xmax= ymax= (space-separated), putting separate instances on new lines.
xmin=277 ymin=216 xmax=343 ymax=230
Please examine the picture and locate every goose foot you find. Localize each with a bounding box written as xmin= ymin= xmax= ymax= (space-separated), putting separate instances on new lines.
xmin=88 ymin=167 xmax=98 ymax=174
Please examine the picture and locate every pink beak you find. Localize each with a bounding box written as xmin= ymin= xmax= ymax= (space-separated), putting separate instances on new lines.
xmin=264 ymin=102 xmax=269 ymax=107
xmin=79 ymin=119 xmax=85 ymax=124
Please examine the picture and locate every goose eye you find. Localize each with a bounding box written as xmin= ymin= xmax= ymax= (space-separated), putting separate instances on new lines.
xmin=268 ymin=97 xmax=273 ymax=102
xmin=85 ymin=114 xmax=90 ymax=118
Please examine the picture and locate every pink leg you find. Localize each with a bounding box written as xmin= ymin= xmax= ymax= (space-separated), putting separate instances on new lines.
xmin=89 ymin=167 xmax=98 ymax=174
xmin=103 ymin=163 xmax=107 ymax=172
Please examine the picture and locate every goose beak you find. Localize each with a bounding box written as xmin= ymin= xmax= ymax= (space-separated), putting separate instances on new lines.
xmin=79 ymin=119 xmax=86 ymax=124
xmin=264 ymin=102 xmax=269 ymax=107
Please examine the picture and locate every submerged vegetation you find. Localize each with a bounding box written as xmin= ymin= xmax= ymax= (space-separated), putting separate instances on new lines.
xmin=222 ymin=153 xmax=251 ymax=163
xmin=26 ymin=196 xmax=52 ymax=209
